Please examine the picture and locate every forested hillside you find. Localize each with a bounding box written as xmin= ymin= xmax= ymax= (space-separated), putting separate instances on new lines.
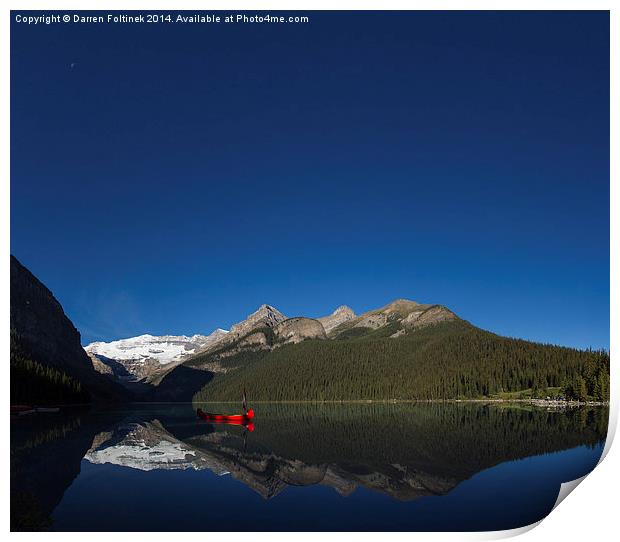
xmin=11 ymin=332 xmax=91 ymax=405
xmin=194 ymin=321 xmax=610 ymax=402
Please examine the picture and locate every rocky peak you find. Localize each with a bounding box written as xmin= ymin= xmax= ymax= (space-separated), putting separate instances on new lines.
xmin=382 ymin=299 xmax=419 ymax=312
xmin=253 ymin=304 xmax=286 ymax=324
xmin=333 ymin=305 xmax=355 ymax=317
xmin=229 ymin=304 xmax=287 ymax=335
xmin=318 ymin=305 xmax=356 ymax=334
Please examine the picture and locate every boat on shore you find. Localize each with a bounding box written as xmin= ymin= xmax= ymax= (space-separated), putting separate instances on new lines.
xmin=11 ymin=405 xmax=60 ymax=416
xmin=11 ymin=405 xmax=35 ymax=416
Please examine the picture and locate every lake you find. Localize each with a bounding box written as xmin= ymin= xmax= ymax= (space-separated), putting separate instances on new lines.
xmin=10 ymin=402 xmax=608 ymax=531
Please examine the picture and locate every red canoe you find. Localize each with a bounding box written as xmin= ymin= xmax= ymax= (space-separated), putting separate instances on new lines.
xmin=11 ymin=405 xmax=34 ymax=412
xmin=196 ymin=408 xmax=254 ymax=423
xmin=11 ymin=405 xmax=35 ymax=415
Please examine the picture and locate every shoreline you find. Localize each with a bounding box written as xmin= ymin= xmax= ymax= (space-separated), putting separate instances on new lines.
xmin=16 ymin=399 xmax=607 ymax=409
xmin=190 ymin=398 xmax=609 ymax=407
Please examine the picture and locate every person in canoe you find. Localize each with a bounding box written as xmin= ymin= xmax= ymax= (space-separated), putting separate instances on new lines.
xmin=242 ymin=387 xmax=248 ymax=415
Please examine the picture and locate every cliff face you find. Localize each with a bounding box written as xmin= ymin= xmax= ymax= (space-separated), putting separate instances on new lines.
xmin=10 ymin=256 xmax=127 ymax=402
xmin=274 ymin=317 xmax=327 ymax=344
xmin=327 ymin=299 xmax=457 ymax=338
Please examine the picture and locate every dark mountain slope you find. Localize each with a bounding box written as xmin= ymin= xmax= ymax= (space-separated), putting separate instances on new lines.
xmin=10 ymin=255 xmax=128 ymax=403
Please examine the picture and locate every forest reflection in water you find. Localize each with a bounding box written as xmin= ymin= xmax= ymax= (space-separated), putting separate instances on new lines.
xmin=11 ymin=402 xmax=608 ymax=531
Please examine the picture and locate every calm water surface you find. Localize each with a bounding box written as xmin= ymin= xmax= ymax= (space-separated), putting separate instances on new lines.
xmin=10 ymin=402 xmax=608 ymax=531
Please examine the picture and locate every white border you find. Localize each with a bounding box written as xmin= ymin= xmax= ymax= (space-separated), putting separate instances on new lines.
xmin=2 ymin=2 xmax=616 ymax=540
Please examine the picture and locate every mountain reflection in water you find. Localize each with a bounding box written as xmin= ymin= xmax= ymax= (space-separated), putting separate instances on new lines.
xmin=11 ymin=403 xmax=608 ymax=531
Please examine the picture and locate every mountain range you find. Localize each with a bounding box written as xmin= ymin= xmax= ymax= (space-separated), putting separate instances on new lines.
xmin=84 ymin=300 xmax=456 ymax=382
xmin=84 ymin=304 xmax=354 ymax=382
xmin=10 ymin=255 xmax=610 ymax=405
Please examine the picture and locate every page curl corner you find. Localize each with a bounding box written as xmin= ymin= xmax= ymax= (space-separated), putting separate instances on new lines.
xmin=552 ymin=474 xmax=587 ymax=512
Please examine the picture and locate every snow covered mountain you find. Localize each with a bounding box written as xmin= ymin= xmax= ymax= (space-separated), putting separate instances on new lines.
xmin=84 ymin=329 xmax=228 ymax=380
xmin=84 ymin=305 xmax=287 ymax=384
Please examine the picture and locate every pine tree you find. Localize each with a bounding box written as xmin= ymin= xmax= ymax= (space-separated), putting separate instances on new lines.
xmin=575 ymin=375 xmax=588 ymax=402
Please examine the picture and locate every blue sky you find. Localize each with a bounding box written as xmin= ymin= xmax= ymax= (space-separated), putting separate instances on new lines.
xmin=11 ymin=11 xmax=609 ymax=348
